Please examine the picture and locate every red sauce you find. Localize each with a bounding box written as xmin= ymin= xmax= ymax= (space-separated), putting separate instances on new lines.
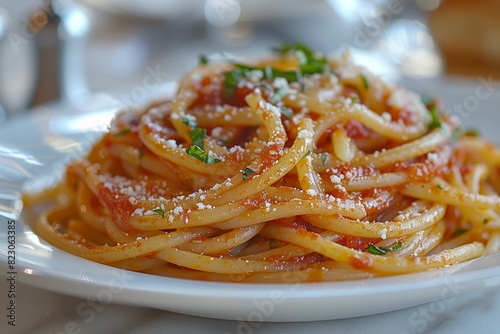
xmin=297 ymin=228 xmax=318 ymax=239
xmin=387 ymin=105 xmax=413 ymax=126
xmin=345 ymin=120 xmax=371 ymax=139
xmin=351 ymin=255 xmax=373 ymax=270
xmin=271 ymin=217 xmax=312 ymax=230
xmin=337 ymin=235 xmax=381 ymax=251
xmin=145 ymin=252 xmax=157 ymax=259
xmin=272 ymin=252 xmax=325 ymax=270
xmin=191 ymin=76 xmax=256 ymax=109
xmin=257 ymin=142 xmax=284 ymax=173
xmin=98 ymin=187 xmax=136 ymax=233
xmin=241 ymin=191 xmax=269 ymax=208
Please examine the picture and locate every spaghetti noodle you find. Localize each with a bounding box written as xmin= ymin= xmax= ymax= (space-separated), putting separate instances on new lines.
xmin=24 ymin=44 xmax=500 ymax=282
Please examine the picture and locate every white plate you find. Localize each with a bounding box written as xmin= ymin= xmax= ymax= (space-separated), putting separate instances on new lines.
xmin=1 ymin=79 xmax=500 ymax=322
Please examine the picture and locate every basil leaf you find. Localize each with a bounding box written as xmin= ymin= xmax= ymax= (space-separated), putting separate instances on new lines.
xmin=360 ymin=74 xmax=369 ymax=90
xmin=114 ymin=128 xmax=131 ymax=137
xmin=223 ymin=70 xmax=241 ymax=98
xmin=189 ymin=128 xmax=206 ymax=150
xmin=187 ymin=145 xmax=221 ymax=164
xmin=367 ymin=242 xmax=402 ymax=255
xmin=223 ymin=43 xmax=327 ymax=98
xmin=242 ymin=167 xmax=255 ymax=180
xmin=152 ymin=209 xmax=165 ymax=218
xmin=453 ymin=228 xmax=469 ymax=236
xmin=429 ymin=106 xmax=442 ymax=130
xmin=199 ymin=55 xmax=208 ymax=65
xmin=181 ymin=116 xmax=198 ymax=129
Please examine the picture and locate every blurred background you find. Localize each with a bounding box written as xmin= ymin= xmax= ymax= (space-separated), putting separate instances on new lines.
xmin=0 ymin=0 xmax=498 ymax=122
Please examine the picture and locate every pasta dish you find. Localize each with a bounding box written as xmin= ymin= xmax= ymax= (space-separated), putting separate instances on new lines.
xmin=24 ymin=44 xmax=500 ymax=282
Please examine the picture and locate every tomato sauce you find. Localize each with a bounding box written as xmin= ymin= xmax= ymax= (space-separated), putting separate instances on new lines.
xmin=98 ymin=187 xmax=136 ymax=233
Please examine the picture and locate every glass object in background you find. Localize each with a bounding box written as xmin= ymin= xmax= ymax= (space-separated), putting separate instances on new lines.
xmin=327 ymin=0 xmax=443 ymax=82
xmin=0 ymin=0 xmax=91 ymax=122
xmin=0 ymin=1 xmax=38 ymax=121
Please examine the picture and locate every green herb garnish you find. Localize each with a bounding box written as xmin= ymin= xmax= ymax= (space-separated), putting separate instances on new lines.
xmin=181 ymin=116 xmax=198 ymax=128
xmin=187 ymin=145 xmax=221 ymax=164
xmin=242 ymin=167 xmax=255 ymax=180
xmin=437 ymin=184 xmax=445 ymax=190
xmin=483 ymin=218 xmax=490 ymax=225
xmin=272 ymin=43 xmax=325 ymax=66
xmin=114 ymin=128 xmax=131 ymax=137
xmin=199 ymin=55 xmax=209 ymax=65
xmin=360 ymin=74 xmax=369 ymax=90
xmin=189 ymin=128 xmax=206 ymax=150
xmin=303 ymin=150 xmax=311 ymax=159
xmin=270 ymin=87 xmax=289 ymax=104
xmin=428 ymin=106 xmax=442 ymax=130
xmin=152 ymin=209 xmax=165 ymax=218
xmin=451 ymin=127 xmax=463 ymax=145
xmin=223 ymin=70 xmax=241 ymax=98
xmin=453 ymin=228 xmax=469 ymax=236
xmin=367 ymin=242 xmax=402 ymax=255
xmin=223 ymin=43 xmax=327 ymax=98
xmin=280 ymin=106 xmax=293 ymax=118
xmin=138 ymin=149 xmax=145 ymax=159
xmin=420 ymin=93 xmax=435 ymax=107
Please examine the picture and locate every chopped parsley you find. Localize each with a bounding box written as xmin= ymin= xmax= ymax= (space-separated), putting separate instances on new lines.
xmin=303 ymin=150 xmax=311 ymax=159
xmin=114 ymin=128 xmax=131 ymax=137
xmin=152 ymin=209 xmax=165 ymax=218
xmin=367 ymin=242 xmax=402 ymax=255
xmin=483 ymin=218 xmax=490 ymax=225
xmin=436 ymin=184 xmax=445 ymax=190
xmin=187 ymin=145 xmax=221 ymax=164
xmin=359 ymin=74 xmax=369 ymax=90
xmin=242 ymin=167 xmax=255 ymax=180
